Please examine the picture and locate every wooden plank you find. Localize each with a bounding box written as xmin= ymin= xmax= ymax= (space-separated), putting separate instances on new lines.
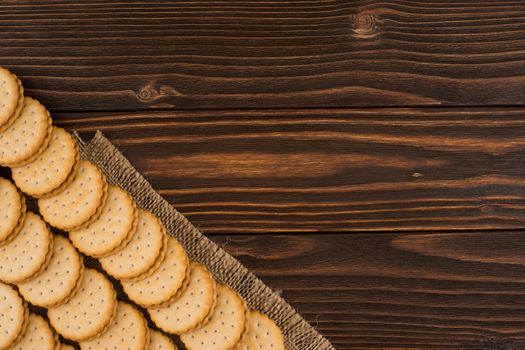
xmin=1 ymin=1 xmax=525 ymax=110
xmin=56 ymin=107 xmax=525 ymax=233
xmin=211 ymin=231 xmax=525 ymax=349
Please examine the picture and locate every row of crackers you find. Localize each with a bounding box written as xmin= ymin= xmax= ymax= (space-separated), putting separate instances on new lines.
xmin=0 ymin=67 xmax=284 ymax=350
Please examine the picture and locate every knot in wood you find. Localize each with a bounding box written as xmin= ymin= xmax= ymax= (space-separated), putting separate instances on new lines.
xmin=137 ymin=84 xmax=157 ymax=102
xmin=351 ymin=12 xmax=379 ymax=38
xmin=136 ymin=81 xmax=183 ymax=103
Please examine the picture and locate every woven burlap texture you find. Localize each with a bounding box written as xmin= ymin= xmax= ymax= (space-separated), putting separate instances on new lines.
xmin=73 ymin=131 xmax=335 ymax=350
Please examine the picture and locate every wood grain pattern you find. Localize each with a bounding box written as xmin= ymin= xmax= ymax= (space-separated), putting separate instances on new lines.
xmin=3 ymin=1 xmax=525 ymax=348
xmin=1 ymin=1 xmax=525 ymax=110
xmin=56 ymin=107 xmax=525 ymax=233
xmin=211 ymin=231 xmax=525 ymax=349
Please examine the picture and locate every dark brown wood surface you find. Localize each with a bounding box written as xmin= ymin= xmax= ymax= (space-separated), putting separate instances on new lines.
xmin=3 ymin=1 xmax=525 ymax=349
xmin=60 ymin=107 xmax=525 ymax=233
xmin=211 ymin=231 xmax=525 ymax=350
xmin=2 ymin=1 xmax=525 ymax=110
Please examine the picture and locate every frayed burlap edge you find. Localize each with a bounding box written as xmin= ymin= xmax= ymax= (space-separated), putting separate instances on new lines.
xmin=73 ymin=131 xmax=335 ymax=350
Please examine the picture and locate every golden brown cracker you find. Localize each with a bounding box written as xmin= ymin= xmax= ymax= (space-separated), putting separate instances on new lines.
xmin=0 ymin=67 xmax=23 ymax=132
xmin=79 ymin=302 xmax=149 ymax=350
xmin=180 ymin=284 xmax=247 ymax=350
xmin=17 ymin=235 xmax=84 ymax=308
xmin=0 ymin=212 xmax=53 ymax=283
xmin=148 ymin=262 xmax=216 ymax=335
xmin=38 ymin=159 xmax=108 ymax=231
xmin=0 ymin=96 xmax=52 ymax=167
xmin=0 ymin=281 xmax=28 ymax=350
xmin=0 ymin=178 xmax=25 ymax=245
xmin=148 ymin=330 xmax=177 ymax=350
xmin=69 ymin=185 xmax=138 ymax=258
xmin=48 ymin=268 xmax=117 ymax=342
xmin=12 ymin=127 xmax=79 ymax=198
xmin=234 ymin=311 xmax=285 ymax=350
xmin=122 ymin=236 xmax=189 ymax=308
xmin=99 ymin=209 xmax=167 ymax=281
xmin=9 ymin=314 xmax=58 ymax=350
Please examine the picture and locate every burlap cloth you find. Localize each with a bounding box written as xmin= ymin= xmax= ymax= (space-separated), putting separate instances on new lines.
xmin=68 ymin=131 xmax=336 ymax=350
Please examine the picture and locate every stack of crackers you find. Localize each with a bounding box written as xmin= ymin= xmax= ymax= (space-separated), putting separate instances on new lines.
xmin=0 ymin=67 xmax=285 ymax=350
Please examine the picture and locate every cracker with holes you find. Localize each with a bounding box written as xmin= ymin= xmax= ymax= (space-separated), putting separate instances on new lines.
xmin=48 ymin=268 xmax=117 ymax=342
xmin=99 ymin=209 xmax=168 ymax=281
xmin=180 ymin=284 xmax=247 ymax=350
xmin=69 ymin=185 xmax=137 ymax=258
xmin=17 ymin=235 xmax=84 ymax=308
xmin=148 ymin=330 xmax=177 ymax=350
xmin=38 ymin=159 xmax=108 ymax=231
xmin=59 ymin=344 xmax=75 ymax=350
xmin=122 ymin=236 xmax=189 ymax=308
xmin=12 ymin=127 xmax=79 ymax=198
xmin=79 ymin=302 xmax=149 ymax=350
xmin=149 ymin=262 xmax=216 ymax=335
xmin=10 ymin=314 xmax=59 ymax=350
xmin=234 ymin=311 xmax=285 ymax=350
xmin=0 ymin=281 xmax=28 ymax=350
xmin=0 ymin=178 xmax=26 ymax=246
xmin=0 ymin=212 xmax=53 ymax=284
xmin=0 ymin=67 xmax=24 ymax=133
xmin=0 ymin=96 xmax=52 ymax=167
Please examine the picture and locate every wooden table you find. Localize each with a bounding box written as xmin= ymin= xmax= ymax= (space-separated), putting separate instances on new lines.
xmin=3 ymin=1 xmax=525 ymax=349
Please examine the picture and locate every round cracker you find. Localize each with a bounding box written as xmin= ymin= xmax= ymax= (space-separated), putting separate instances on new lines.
xmin=0 ymin=212 xmax=53 ymax=283
xmin=99 ymin=209 xmax=167 ymax=281
xmin=148 ymin=330 xmax=177 ymax=350
xmin=38 ymin=159 xmax=108 ymax=231
xmin=79 ymin=302 xmax=149 ymax=350
xmin=122 ymin=236 xmax=189 ymax=308
xmin=1 ymin=78 xmax=24 ymax=134
xmin=17 ymin=235 xmax=84 ymax=308
xmin=0 ymin=178 xmax=25 ymax=245
xmin=181 ymin=284 xmax=247 ymax=350
xmin=234 ymin=311 xmax=285 ymax=350
xmin=9 ymin=314 xmax=58 ymax=350
xmin=149 ymin=262 xmax=216 ymax=335
xmin=12 ymin=127 xmax=79 ymax=198
xmin=0 ymin=281 xmax=28 ymax=350
xmin=0 ymin=67 xmax=23 ymax=131
xmin=69 ymin=185 xmax=137 ymax=258
xmin=59 ymin=344 xmax=75 ymax=350
xmin=0 ymin=96 xmax=52 ymax=167
xmin=48 ymin=268 xmax=117 ymax=342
